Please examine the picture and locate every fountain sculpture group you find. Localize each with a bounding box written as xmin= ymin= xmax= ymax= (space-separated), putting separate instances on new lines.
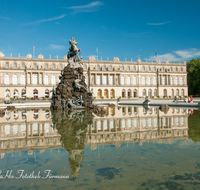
xmin=51 ymin=35 xmax=105 ymax=114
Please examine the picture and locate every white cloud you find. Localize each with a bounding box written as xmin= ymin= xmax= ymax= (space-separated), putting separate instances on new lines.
xmin=47 ymin=44 xmax=65 ymax=50
xmin=65 ymin=1 xmax=104 ymax=13
xmin=174 ymin=48 xmax=200 ymax=59
xmin=147 ymin=21 xmax=171 ymax=25
xmin=0 ymin=16 xmax=10 ymax=20
xmin=147 ymin=48 xmax=200 ymax=62
xmin=23 ymin=14 xmax=67 ymax=25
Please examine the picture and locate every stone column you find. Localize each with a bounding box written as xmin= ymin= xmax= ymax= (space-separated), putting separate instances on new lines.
xmin=108 ymin=74 xmax=110 ymax=85
xmin=101 ymin=74 xmax=103 ymax=85
xmin=114 ymin=74 xmax=116 ymax=85
xmin=95 ymin=73 xmax=97 ymax=85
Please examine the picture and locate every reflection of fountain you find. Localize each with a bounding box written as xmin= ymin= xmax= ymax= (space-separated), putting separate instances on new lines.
xmin=51 ymin=110 xmax=94 ymax=179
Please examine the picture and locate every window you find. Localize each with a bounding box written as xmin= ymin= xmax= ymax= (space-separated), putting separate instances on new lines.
xmin=103 ymin=75 xmax=107 ymax=85
xmin=14 ymin=63 xmax=17 ymax=68
xmin=162 ymin=67 xmax=164 ymax=71
xmin=34 ymin=64 xmax=37 ymax=69
xmin=181 ymin=68 xmax=183 ymax=72
xmin=5 ymin=124 xmax=10 ymax=135
xmin=121 ymin=76 xmax=125 ymax=85
xmin=22 ymin=63 xmax=25 ymax=68
xmin=110 ymin=66 xmax=112 ymax=70
xmin=104 ymin=66 xmax=106 ymax=70
xmin=13 ymin=124 xmax=18 ymax=135
xmin=133 ymin=76 xmax=137 ymax=85
xmin=122 ymin=119 xmax=126 ymax=129
xmin=13 ymin=75 xmax=18 ymax=85
xmin=21 ymin=124 xmax=26 ymax=133
xmin=142 ymin=77 xmax=146 ymax=85
xmin=104 ymin=120 xmax=108 ymax=130
xmin=134 ymin=118 xmax=137 ymax=127
xmin=128 ymin=66 xmax=130 ymax=71
xmin=143 ymin=118 xmax=147 ymax=127
xmin=110 ymin=120 xmax=114 ymax=129
xmin=154 ymin=89 xmax=157 ymax=96
xmin=176 ymin=117 xmax=179 ymax=125
xmin=5 ymin=75 xmax=10 ymax=85
xmin=162 ymin=76 xmax=166 ymax=85
xmin=45 ymin=64 xmax=48 ymax=69
xmin=175 ymin=77 xmax=178 ymax=85
xmin=171 ymin=68 xmax=173 ymax=71
xmin=109 ymin=75 xmax=113 ymax=85
xmin=176 ymin=68 xmax=178 ymax=71
xmin=122 ymin=66 xmax=124 ymax=71
xmin=44 ymin=75 xmax=49 ymax=85
xmin=33 ymin=123 xmax=39 ymax=133
xmin=171 ymin=77 xmax=173 ymax=85
xmin=127 ymin=76 xmax=131 ymax=85
xmin=154 ymin=118 xmax=158 ymax=127
xmin=21 ymin=75 xmax=25 ymax=85
xmin=45 ymin=123 xmax=50 ymax=133
xmin=134 ymin=66 xmax=136 ymax=71
xmin=154 ymin=67 xmax=156 ymax=71
xmin=97 ymin=75 xmax=100 ymax=85
xmin=181 ymin=89 xmax=184 ymax=96
xmin=97 ymin=120 xmax=101 ymax=130
xmin=143 ymin=89 xmax=146 ymax=96
xmin=143 ymin=67 xmax=145 ymax=71
xmin=60 ymin=64 xmax=63 ymax=69
xmin=148 ymin=77 xmax=151 ymax=85
xmin=128 ymin=119 xmax=132 ymax=128
xmin=180 ymin=77 xmax=183 ymax=85
xmin=53 ymin=64 xmax=56 ymax=69
xmin=176 ymin=89 xmax=179 ymax=96
xmin=148 ymin=67 xmax=151 ymax=71
xmin=97 ymin=65 xmax=100 ymax=70
xmin=6 ymin=63 xmax=9 ymax=68
xmin=149 ymin=118 xmax=152 ymax=127
xmin=153 ymin=77 xmax=157 ymax=85
xmin=32 ymin=75 xmax=38 ymax=85
xmin=52 ymin=75 xmax=56 ymax=85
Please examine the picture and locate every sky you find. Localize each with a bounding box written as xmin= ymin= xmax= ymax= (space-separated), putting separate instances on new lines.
xmin=0 ymin=0 xmax=200 ymax=62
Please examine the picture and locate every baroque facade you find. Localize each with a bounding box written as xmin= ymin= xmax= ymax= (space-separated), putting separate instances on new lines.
xmin=0 ymin=52 xmax=188 ymax=100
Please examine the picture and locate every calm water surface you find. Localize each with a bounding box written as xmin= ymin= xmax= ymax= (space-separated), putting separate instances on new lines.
xmin=0 ymin=106 xmax=200 ymax=190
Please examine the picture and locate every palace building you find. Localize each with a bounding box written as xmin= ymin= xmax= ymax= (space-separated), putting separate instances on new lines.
xmin=0 ymin=52 xmax=188 ymax=100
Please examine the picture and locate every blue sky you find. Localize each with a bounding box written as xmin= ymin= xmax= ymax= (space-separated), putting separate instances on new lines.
xmin=0 ymin=0 xmax=200 ymax=62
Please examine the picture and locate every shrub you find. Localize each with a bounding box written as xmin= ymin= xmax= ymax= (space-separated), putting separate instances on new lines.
xmin=44 ymin=97 xmax=47 ymax=100
xmin=101 ymin=96 xmax=104 ymax=99
xmin=163 ymin=96 xmax=166 ymax=98
xmin=119 ymin=96 xmax=121 ymax=99
xmin=179 ymin=96 xmax=182 ymax=98
xmin=185 ymin=96 xmax=188 ymax=97
xmin=94 ymin=97 xmax=96 ymax=99
xmin=169 ymin=96 xmax=171 ymax=98
xmin=157 ymin=96 xmax=160 ymax=98
xmin=10 ymin=97 xmax=13 ymax=100
xmin=111 ymin=97 xmax=113 ymax=99
xmin=27 ymin=98 xmax=31 ymax=100
xmin=152 ymin=96 xmax=154 ymax=98
xmin=146 ymin=96 xmax=148 ymax=98
xmin=190 ymin=95 xmax=193 ymax=97
xmin=19 ymin=98 xmax=22 ymax=100
xmin=128 ymin=96 xmax=130 ymax=99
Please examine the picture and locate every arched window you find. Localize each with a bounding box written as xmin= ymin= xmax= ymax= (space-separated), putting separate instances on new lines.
xmin=172 ymin=89 xmax=174 ymax=97
xmin=13 ymin=75 xmax=18 ymax=85
xmin=45 ymin=123 xmax=50 ymax=133
xmin=45 ymin=89 xmax=49 ymax=98
xmin=148 ymin=77 xmax=151 ymax=85
xmin=181 ymin=89 xmax=184 ymax=96
xmin=175 ymin=77 xmax=178 ymax=85
xmin=5 ymin=89 xmax=10 ymax=99
xmin=128 ymin=89 xmax=131 ymax=97
xmin=44 ymin=75 xmax=49 ymax=85
xmin=33 ymin=74 xmax=38 ymax=85
xmin=176 ymin=89 xmax=179 ymax=96
xmin=21 ymin=89 xmax=26 ymax=98
xmin=133 ymin=76 xmax=137 ymax=85
xmin=142 ymin=77 xmax=146 ymax=85
xmin=21 ymin=75 xmax=25 ymax=85
xmin=153 ymin=77 xmax=157 ymax=85
xmin=4 ymin=75 xmax=10 ymax=85
xmin=127 ymin=76 xmax=131 ymax=85
xmin=180 ymin=77 xmax=183 ymax=85
xmin=51 ymin=75 xmax=56 ymax=85
xmin=122 ymin=89 xmax=125 ymax=97
xmin=170 ymin=77 xmax=173 ymax=85
xmin=148 ymin=89 xmax=152 ymax=97
xmin=154 ymin=89 xmax=157 ymax=96
xmin=143 ymin=89 xmax=146 ymax=96
xmin=121 ymin=76 xmax=125 ymax=85
xmin=14 ymin=89 xmax=19 ymax=99
xmin=162 ymin=76 xmax=165 ymax=85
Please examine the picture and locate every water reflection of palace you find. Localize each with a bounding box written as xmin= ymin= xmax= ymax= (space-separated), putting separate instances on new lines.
xmin=0 ymin=109 xmax=61 ymax=159
xmin=0 ymin=107 xmax=189 ymax=158
xmin=86 ymin=107 xmax=188 ymax=149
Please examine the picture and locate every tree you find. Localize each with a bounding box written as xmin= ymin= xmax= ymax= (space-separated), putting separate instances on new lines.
xmin=187 ymin=58 xmax=200 ymax=95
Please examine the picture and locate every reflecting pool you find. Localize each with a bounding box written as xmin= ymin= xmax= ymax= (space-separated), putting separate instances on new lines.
xmin=0 ymin=106 xmax=200 ymax=189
